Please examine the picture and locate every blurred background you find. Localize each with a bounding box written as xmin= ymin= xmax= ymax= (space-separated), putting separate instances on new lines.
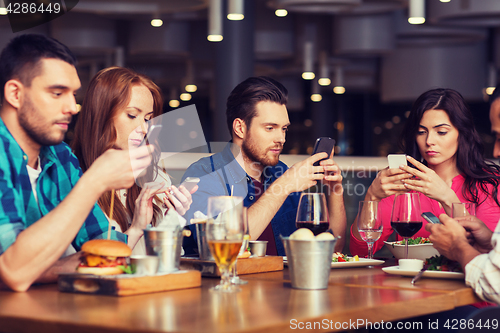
xmin=1 ymin=0 xmax=499 ymax=157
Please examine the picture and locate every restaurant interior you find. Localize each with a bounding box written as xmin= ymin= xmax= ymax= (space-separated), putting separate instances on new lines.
xmin=1 ymin=0 xmax=499 ymax=256
xmin=0 ymin=1 xmax=499 ymax=331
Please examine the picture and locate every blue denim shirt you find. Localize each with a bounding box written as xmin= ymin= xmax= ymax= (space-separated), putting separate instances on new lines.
xmin=181 ymin=143 xmax=300 ymax=256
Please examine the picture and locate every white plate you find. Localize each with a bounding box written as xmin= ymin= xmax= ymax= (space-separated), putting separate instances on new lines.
xmin=283 ymin=257 xmax=384 ymax=268
xmin=382 ymin=266 xmax=464 ymax=280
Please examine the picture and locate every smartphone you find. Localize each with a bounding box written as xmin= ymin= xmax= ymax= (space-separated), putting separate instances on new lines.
xmin=312 ymin=137 xmax=335 ymax=166
xmin=421 ymin=212 xmax=441 ymax=224
xmin=180 ymin=177 xmax=200 ymax=192
xmin=141 ymin=124 xmax=162 ymax=147
xmin=388 ymin=154 xmax=407 ymax=169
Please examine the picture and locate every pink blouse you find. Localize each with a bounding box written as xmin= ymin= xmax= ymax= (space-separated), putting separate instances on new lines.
xmin=350 ymin=174 xmax=500 ymax=258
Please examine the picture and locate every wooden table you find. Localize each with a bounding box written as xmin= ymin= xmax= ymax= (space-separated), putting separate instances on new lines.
xmin=0 ymin=262 xmax=480 ymax=333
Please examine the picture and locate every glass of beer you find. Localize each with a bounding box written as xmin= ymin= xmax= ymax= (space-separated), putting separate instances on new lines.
xmin=207 ymin=196 xmax=244 ymax=292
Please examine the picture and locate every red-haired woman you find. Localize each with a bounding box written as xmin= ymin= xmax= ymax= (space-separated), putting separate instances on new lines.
xmin=72 ymin=67 xmax=194 ymax=253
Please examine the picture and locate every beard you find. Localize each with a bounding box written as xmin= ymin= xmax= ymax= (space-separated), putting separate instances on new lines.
xmin=241 ymin=133 xmax=282 ymax=168
xmin=18 ymin=95 xmax=70 ymax=146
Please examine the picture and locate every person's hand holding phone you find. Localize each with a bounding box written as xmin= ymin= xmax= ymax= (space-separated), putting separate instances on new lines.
xmin=163 ymin=185 xmax=194 ymax=216
xmin=400 ymin=156 xmax=460 ymax=214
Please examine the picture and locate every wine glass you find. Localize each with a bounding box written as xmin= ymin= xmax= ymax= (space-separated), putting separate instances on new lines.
xmin=390 ymin=193 xmax=422 ymax=259
xmin=295 ymin=193 xmax=330 ymax=235
xmin=206 ymin=196 xmax=244 ymax=292
xmin=451 ymin=202 xmax=476 ymax=218
xmin=231 ymin=207 xmax=250 ymax=285
xmin=356 ymin=201 xmax=383 ymax=259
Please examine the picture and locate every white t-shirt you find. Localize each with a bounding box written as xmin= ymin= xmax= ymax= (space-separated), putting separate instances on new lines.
xmin=26 ymin=157 xmax=42 ymax=203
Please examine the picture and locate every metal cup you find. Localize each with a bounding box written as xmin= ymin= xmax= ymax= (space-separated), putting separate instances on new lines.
xmin=249 ymin=241 xmax=267 ymax=257
xmin=281 ymin=236 xmax=337 ymax=290
xmin=193 ymin=220 xmax=215 ymax=260
xmin=144 ymin=226 xmax=184 ymax=273
xmin=130 ymin=255 xmax=160 ymax=275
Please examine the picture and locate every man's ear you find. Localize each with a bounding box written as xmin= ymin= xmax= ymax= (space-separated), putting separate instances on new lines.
xmin=3 ymin=79 xmax=23 ymax=109
xmin=233 ymin=118 xmax=246 ymax=139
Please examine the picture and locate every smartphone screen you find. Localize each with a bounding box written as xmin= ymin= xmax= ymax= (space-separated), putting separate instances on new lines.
xmin=312 ymin=137 xmax=335 ymax=166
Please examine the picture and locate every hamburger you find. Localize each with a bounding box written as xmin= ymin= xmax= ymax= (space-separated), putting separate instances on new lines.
xmin=77 ymin=239 xmax=132 ymax=275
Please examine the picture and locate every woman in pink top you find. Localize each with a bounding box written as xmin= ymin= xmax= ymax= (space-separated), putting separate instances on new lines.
xmin=351 ymin=89 xmax=500 ymax=258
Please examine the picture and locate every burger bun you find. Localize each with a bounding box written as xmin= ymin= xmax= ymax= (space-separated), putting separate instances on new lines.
xmin=81 ymin=239 xmax=132 ymax=257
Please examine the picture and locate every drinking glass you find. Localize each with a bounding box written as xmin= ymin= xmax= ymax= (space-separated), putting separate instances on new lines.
xmin=231 ymin=207 xmax=249 ymax=285
xmin=451 ymin=202 xmax=476 ymax=218
xmin=356 ymin=201 xmax=383 ymax=259
xmin=390 ymin=193 xmax=422 ymax=259
xmin=295 ymin=193 xmax=330 ymax=235
xmin=206 ymin=196 xmax=244 ymax=292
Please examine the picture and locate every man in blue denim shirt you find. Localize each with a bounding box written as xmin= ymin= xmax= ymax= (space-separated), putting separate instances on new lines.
xmin=0 ymin=35 xmax=152 ymax=291
xmin=182 ymin=77 xmax=346 ymax=256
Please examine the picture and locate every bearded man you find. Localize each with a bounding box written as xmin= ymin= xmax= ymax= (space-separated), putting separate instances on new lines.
xmin=181 ymin=76 xmax=346 ymax=256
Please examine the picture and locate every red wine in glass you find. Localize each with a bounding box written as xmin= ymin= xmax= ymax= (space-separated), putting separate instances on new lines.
xmin=390 ymin=221 xmax=422 ymax=238
xmin=296 ymin=221 xmax=329 ymax=235
xmin=390 ymin=193 xmax=422 ymax=259
xmin=296 ymin=193 xmax=330 ymax=236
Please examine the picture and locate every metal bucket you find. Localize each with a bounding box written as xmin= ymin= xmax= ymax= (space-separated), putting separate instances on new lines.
xmin=282 ymin=236 xmax=337 ymax=290
xmin=144 ymin=226 xmax=184 ymax=273
xmin=194 ymin=221 xmax=214 ymax=260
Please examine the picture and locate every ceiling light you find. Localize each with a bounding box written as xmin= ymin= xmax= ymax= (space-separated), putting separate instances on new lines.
xmin=408 ymin=0 xmax=425 ymax=25
xmin=0 ymin=0 xmax=6 ymax=15
xmin=169 ymin=88 xmax=180 ymax=108
xmin=183 ymin=60 xmax=197 ymax=94
xmin=311 ymin=80 xmax=322 ymax=102
xmin=151 ymin=19 xmax=163 ymax=27
xmin=227 ymin=0 xmax=244 ymax=21
xmin=333 ymin=86 xmax=345 ymax=94
xmin=318 ymin=51 xmax=330 ymax=86
xmin=180 ymin=93 xmax=192 ymax=101
xmin=486 ymin=63 xmax=497 ymax=95
xmin=208 ymin=0 xmax=223 ymax=42
xmin=311 ymin=94 xmax=322 ymax=102
xmin=333 ymin=66 xmax=345 ymax=94
xmin=440 ymin=0 xmax=450 ymax=2
xmin=169 ymin=100 xmax=180 ymax=108
xmin=318 ymin=78 xmax=331 ymax=86
xmin=302 ymin=41 xmax=315 ymax=80
xmin=275 ymin=9 xmax=288 ymax=17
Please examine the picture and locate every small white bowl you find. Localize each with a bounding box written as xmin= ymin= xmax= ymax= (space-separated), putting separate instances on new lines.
xmin=398 ymin=259 xmax=424 ymax=271
xmin=384 ymin=241 xmax=439 ymax=260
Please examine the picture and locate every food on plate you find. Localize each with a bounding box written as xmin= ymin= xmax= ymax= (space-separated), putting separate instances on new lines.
xmin=77 ymin=239 xmax=132 ymax=275
xmin=392 ymin=237 xmax=431 ymax=246
xmin=289 ymin=228 xmax=315 ymax=240
xmin=425 ymin=255 xmax=463 ymax=272
xmin=238 ymin=249 xmax=251 ymax=259
xmin=315 ymin=232 xmax=335 ymax=240
xmin=332 ymin=252 xmax=359 ymax=263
